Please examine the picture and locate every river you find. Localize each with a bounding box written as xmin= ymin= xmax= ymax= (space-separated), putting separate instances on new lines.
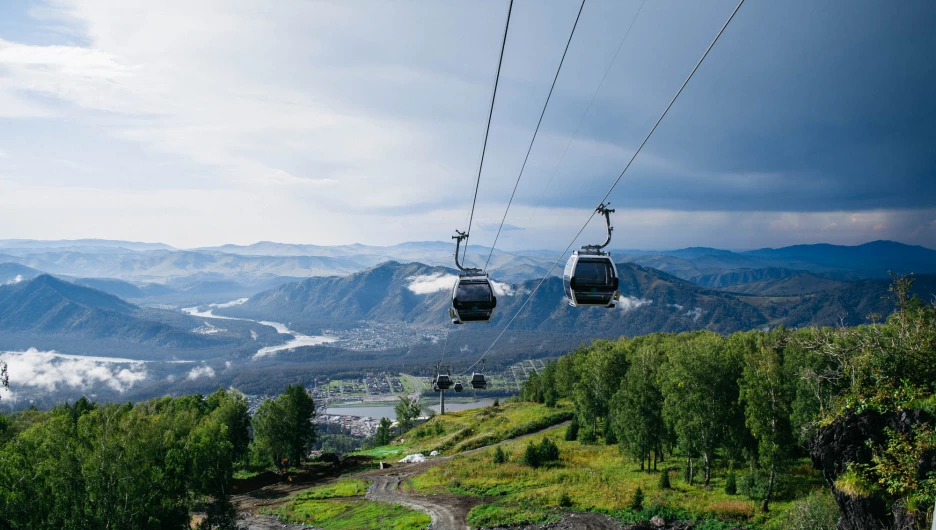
xmin=181 ymin=300 xmax=337 ymax=359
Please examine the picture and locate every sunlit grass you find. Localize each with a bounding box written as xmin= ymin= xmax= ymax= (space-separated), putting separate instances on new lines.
xmin=354 ymin=400 xmax=573 ymax=459
xmin=263 ymin=499 xmax=430 ymax=530
xmin=262 ymin=478 xmax=429 ymax=530
xmin=410 ymin=425 xmax=824 ymax=528
xmin=292 ymin=479 xmax=370 ymax=500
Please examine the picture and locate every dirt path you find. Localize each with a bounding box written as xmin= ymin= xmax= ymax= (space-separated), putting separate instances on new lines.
xmin=235 ymin=419 xmax=572 ymax=529
xmin=367 ymin=473 xmax=480 ymax=530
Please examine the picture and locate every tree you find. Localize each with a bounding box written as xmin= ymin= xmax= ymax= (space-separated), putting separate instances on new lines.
xmin=394 ymin=396 xmax=420 ymax=435
xmin=573 ymin=340 xmax=628 ymax=439
xmin=522 ymin=441 xmax=541 ymax=468
xmin=253 ymin=384 xmax=317 ymax=466
xmin=493 ymin=445 xmax=507 ymax=464
xmin=738 ymin=329 xmax=794 ymax=513
xmin=375 ymin=417 xmax=393 ymax=446
xmin=660 ymin=332 xmax=736 ymax=486
xmin=612 ymin=343 xmax=664 ymax=471
xmin=565 ymin=416 xmax=579 ymax=441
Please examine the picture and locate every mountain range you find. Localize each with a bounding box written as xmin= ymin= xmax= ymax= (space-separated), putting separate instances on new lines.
xmin=218 ymin=260 xmax=936 ymax=338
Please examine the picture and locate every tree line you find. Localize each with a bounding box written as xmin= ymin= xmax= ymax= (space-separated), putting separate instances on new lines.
xmin=0 ymin=384 xmax=317 ymax=530
xmin=520 ymin=275 xmax=935 ymax=516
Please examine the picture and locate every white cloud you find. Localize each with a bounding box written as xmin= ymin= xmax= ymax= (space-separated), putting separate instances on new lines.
xmin=0 ymin=348 xmax=147 ymax=395
xmin=406 ymin=273 xmax=457 ymax=295
xmin=491 ymin=281 xmax=515 ymax=297
xmin=667 ymin=303 xmax=684 ymax=311
xmin=4 ymin=275 xmax=24 ymax=285
xmin=685 ymin=307 xmax=704 ymax=321
xmin=617 ymin=296 xmax=653 ymax=312
xmin=187 ymin=365 xmax=215 ymax=380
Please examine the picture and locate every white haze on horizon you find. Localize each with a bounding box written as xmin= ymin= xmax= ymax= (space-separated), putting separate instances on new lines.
xmin=0 ymin=348 xmax=148 ymax=398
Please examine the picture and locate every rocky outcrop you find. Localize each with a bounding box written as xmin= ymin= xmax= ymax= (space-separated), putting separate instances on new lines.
xmin=810 ymin=409 xmax=936 ymax=530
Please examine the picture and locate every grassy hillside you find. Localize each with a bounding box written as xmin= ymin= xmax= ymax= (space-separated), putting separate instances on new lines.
xmin=356 ymin=400 xmax=573 ymax=459
xmin=352 ymin=399 xmax=832 ymax=529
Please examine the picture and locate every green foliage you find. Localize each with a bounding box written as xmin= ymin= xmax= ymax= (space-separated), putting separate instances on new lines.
xmin=394 ymin=396 xmax=420 ymax=434
xmin=253 ymin=384 xmax=317 ymax=466
xmin=659 ymin=468 xmax=672 ymax=490
xmin=558 ymin=491 xmax=573 ymax=507
xmin=565 ymin=415 xmax=579 ymax=441
xmin=493 ymin=397 xmax=499 ymax=407
xmin=467 ymin=504 xmax=557 ymax=528
xmin=523 ymin=440 xmax=541 ymax=468
xmin=375 ymin=417 xmax=393 ymax=446
xmin=493 ymin=445 xmax=507 ymax=464
xmin=630 ymin=486 xmax=645 ymax=511
xmin=293 ymin=479 xmax=369 ymax=500
xmin=724 ymin=472 xmax=737 ymax=495
xmin=538 ymin=437 xmax=560 ymax=464
xmin=267 ymin=498 xmax=430 ymax=530
xmin=0 ymin=394 xmax=249 ymax=530
xmin=579 ymin=425 xmax=597 ymax=444
xmin=786 ymin=489 xmax=839 ymax=530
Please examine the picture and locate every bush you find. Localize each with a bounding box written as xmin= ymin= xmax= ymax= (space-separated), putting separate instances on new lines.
xmin=630 ymin=487 xmax=644 ymax=511
xmin=523 ymin=441 xmax=541 ymax=468
xmin=579 ymin=428 xmax=597 ymax=444
xmin=565 ymin=416 xmax=579 ymax=441
xmin=558 ymin=491 xmax=572 ymax=508
xmin=493 ymin=446 xmax=507 ymax=464
xmin=658 ymin=469 xmax=671 ymax=490
xmin=787 ymin=490 xmax=839 ymax=530
xmin=603 ymin=422 xmax=617 ymax=445
xmin=725 ymin=472 xmax=737 ymax=495
xmin=738 ymin=470 xmax=790 ymax=501
xmin=538 ymin=438 xmax=560 ymax=464
xmin=493 ymin=398 xmax=499 ymax=408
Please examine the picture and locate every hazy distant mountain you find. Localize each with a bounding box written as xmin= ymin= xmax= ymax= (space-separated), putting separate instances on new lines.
xmin=0 ymin=239 xmax=930 ymax=298
xmin=742 ymin=240 xmax=936 ymax=277
xmin=0 ymin=262 xmax=44 ymax=285
xmin=691 ymin=267 xmax=803 ymax=288
xmin=0 ymin=275 xmax=229 ymax=350
xmin=721 ymin=273 xmax=845 ymax=296
xmin=0 ymin=239 xmax=174 ymax=252
xmin=219 ymin=260 xmax=935 ymax=337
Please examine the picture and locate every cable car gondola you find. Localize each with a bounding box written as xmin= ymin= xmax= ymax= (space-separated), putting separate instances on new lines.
xmin=470 ymin=360 xmax=488 ymax=390
xmin=449 ymin=231 xmax=496 ymax=324
xmin=454 ymin=382 xmax=464 ymax=392
xmin=434 ymin=367 xmax=453 ymax=391
xmin=563 ymin=203 xmax=620 ymax=308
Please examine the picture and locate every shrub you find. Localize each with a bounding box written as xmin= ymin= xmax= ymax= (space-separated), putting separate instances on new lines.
xmin=523 ymin=441 xmax=541 ymax=468
xmin=538 ymin=438 xmax=560 ymax=464
xmin=724 ymin=472 xmax=737 ymax=495
xmin=493 ymin=446 xmax=507 ymax=464
xmin=603 ymin=420 xmax=617 ymax=445
xmin=708 ymin=500 xmax=754 ymax=521
xmin=558 ymin=491 xmax=572 ymax=508
xmin=658 ymin=469 xmax=671 ymax=490
xmin=787 ymin=490 xmax=839 ymax=530
xmin=565 ymin=416 xmax=579 ymax=441
xmin=630 ymin=487 xmax=644 ymax=511
xmin=739 ymin=470 xmax=791 ymax=501
xmin=493 ymin=398 xmax=499 ymax=408
xmin=580 ymin=428 xmax=597 ymax=444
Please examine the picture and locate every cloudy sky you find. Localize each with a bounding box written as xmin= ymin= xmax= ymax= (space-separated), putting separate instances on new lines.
xmin=0 ymin=0 xmax=933 ymax=250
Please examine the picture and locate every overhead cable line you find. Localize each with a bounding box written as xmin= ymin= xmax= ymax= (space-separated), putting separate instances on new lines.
xmin=462 ymin=0 xmax=514 ymax=266
xmin=483 ymin=0 xmax=587 ymax=272
xmin=461 ymin=0 xmax=747 ymax=375
xmin=515 ymin=0 xmax=646 ymax=237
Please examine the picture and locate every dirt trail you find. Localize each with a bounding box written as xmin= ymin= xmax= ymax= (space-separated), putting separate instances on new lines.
xmin=367 ymin=473 xmax=479 ymax=530
xmin=235 ymin=419 xmax=572 ymax=529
